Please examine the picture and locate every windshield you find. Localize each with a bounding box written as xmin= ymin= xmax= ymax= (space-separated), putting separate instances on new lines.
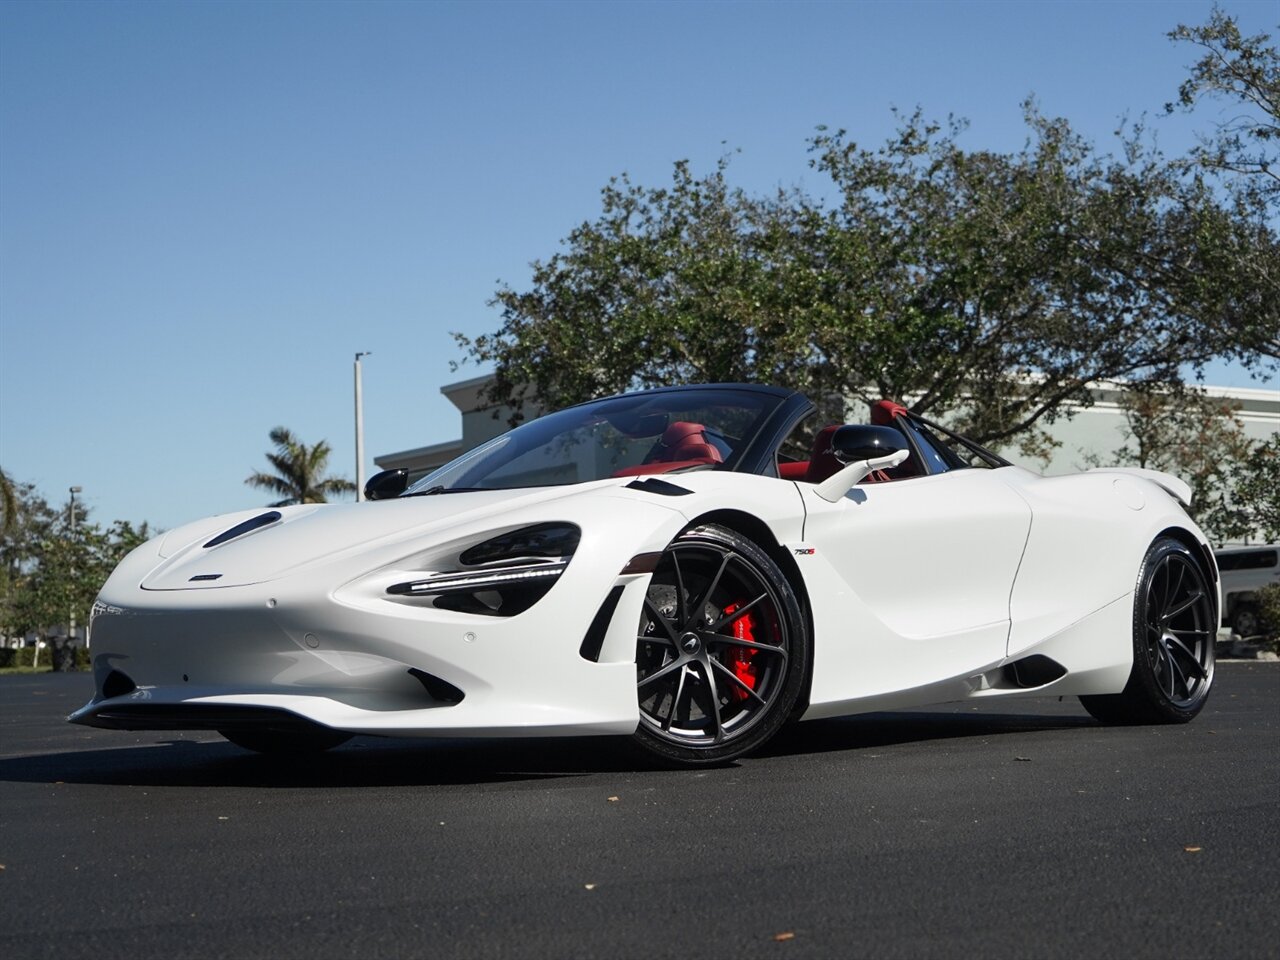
xmin=404 ymin=387 xmax=783 ymax=493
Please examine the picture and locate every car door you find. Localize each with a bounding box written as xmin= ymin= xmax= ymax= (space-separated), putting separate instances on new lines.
xmin=801 ymin=467 xmax=1032 ymax=699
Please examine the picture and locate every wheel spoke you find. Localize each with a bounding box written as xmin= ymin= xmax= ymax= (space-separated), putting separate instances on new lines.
xmin=689 ymin=551 xmax=734 ymax=626
xmin=707 ymin=592 xmax=768 ymax=633
xmin=638 ymin=632 xmax=676 ymax=648
xmin=1163 ymin=641 xmax=1190 ymax=698
xmin=663 ymin=665 xmax=689 ymax=732
xmin=642 ymin=598 xmax=681 ymax=645
xmin=704 ymin=633 xmax=788 ymax=661
xmin=1152 ymin=562 xmax=1170 ymax=619
xmin=698 ymin=660 xmax=725 ymax=743
xmin=1158 ymin=643 xmax=1177 ymax=699
xmin=638 ymin=656 xmax=685 ymax=689
xmin=1163 ymin=590 xmax=1204 ymax=623
xmin=671 ymin=550 xmax=689 ymax=628
xmin=1165 ymin=562 xmax=1186 ymax=615
xmin=709 ymin=656 xmax=767 ymax=705
xmin=1165 ymin=634 xmax=1208 ymax=680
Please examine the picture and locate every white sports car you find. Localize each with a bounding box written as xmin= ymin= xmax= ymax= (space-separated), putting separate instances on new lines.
xmin=71 ymin=384 xmax=1219 ymax=765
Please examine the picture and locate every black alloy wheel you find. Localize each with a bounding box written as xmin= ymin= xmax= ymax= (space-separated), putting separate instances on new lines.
xmin=219 ymin=728 xmax=352 ymax=755
xmin=633 ymin=524 xmax=809 ymax=765
xmin=1081 ymin=537 xmax=1216 ymax=724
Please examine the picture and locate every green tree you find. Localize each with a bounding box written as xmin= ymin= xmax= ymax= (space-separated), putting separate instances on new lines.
xmin=1216 ymin=433 xmax=1280 ymax=542
xmin=459 ymin=107 xmax=1278 ymax=455
xmin=0 ymin=468 xmax=16 ymax=537
xmin=1085 ymin=385 xmax=1254 ymax=542
xmin=1169 ymin=7 xmax=1279 ymax=211
xmin=245 ymin=427 xmax=355 ymax=506
xmin=1168 ymin=8 xmax=1280 ymax=368
xmin=0 ymin=477 xmax=57 ymax=641
xmin=0 ymin=485 xmax=152 ymax=669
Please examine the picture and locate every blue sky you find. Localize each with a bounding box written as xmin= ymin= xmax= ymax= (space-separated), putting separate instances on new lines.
xmin=1 ymin=0 xmax=1275 ymax=532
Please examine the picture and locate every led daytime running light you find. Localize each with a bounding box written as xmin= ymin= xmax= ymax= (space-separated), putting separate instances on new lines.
xmin=387 ymin=560 xmax=569 ymax=597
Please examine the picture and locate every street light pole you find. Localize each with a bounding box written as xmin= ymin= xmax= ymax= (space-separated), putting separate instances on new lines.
xmin=68 ymin=485 xmax=83 ymax=659
xmin=354 ymin=352 xmax=372 ymax=501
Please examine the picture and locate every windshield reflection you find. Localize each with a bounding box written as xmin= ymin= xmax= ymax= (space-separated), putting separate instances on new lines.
xmin=403 ymin=388 xmax=780 ymax=493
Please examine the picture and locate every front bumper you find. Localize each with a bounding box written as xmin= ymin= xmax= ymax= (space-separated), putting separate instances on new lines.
xmin=69 ymin=510 xmax=684 ymax=739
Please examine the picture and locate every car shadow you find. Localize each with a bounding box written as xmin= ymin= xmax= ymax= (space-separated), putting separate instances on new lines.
xmin=760 ymin=709 xmax=1098 ymax=759
xmin=0 ymin=708 xmax=1099 ymax=789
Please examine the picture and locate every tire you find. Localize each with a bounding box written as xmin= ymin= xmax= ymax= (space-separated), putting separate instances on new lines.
xmin=633 ymin=524 xmax=810 ymax=765
xmin=219 ymin=728 xmax=352 ymax=755
xmin=1232 ymin=604 xmax=1260 ymax=640
xmin=1080 ymin=537 xmax=1215 ymax=725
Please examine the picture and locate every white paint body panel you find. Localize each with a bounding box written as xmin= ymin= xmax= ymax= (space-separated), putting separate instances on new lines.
xmin=72 ymin=456 xmax=1216 ymax=739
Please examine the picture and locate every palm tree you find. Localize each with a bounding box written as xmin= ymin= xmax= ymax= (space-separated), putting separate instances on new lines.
xmin=245 ymin=427 xmax=356 ymax=506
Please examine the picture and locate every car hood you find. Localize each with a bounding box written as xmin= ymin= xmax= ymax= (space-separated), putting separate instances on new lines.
xmin=140 ymin=484 xmax=623 ymax=590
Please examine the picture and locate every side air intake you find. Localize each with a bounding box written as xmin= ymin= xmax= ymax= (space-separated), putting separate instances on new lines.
xmin=1002 ymin=655 xmax=1068 ymax=689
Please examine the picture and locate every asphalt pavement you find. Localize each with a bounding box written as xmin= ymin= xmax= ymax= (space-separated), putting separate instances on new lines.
xmin=1 ymin=664 xmax=1276 ymax=959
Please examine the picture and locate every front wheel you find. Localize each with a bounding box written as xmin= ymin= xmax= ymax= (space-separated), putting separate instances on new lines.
xmin=633 ymin=524 xmax=809 ymax=765
xmin=1080 ymin=537 xmax=1215 ymax=725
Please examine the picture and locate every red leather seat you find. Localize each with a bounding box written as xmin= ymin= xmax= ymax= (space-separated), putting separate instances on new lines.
xmin=652 ymin=421 xmax=723 ymax=465
xmin=803 ymin=425 xmax=843 ymax=484
xmin=613 ymin=422 xmax=723 ymax=477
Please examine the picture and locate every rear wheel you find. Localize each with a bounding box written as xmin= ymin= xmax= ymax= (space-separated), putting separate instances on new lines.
xmin=219 ymin=728 xmax=352 ymax=755
xmin=1080 ymin=537 xmax=1215 ymax=724
xmin=633 ymin=524 xmax=809 ymax=765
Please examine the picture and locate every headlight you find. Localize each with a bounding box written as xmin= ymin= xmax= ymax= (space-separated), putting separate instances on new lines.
xmin=386 ymin=523 xmax=580 ymax=617
xmin=458 ymin=523 xmax=581 ymax=567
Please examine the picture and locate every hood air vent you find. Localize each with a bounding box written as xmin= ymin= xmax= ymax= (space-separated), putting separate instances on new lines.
xmin=204 ymin=511 xmax=282 ymax=548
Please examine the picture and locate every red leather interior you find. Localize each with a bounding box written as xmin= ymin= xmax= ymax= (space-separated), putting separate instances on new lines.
xmin=803 ymin=425 xmax=844 ymax=484
xmin=870 ymin=399 xmax=909 ymax=426
xmin=613 ymin=422 xmax=723 ymax=477
xmin=778 ymin=461 xmax=809 ymax=480
xmin=650 ymin=421 xmax=723 ymax=466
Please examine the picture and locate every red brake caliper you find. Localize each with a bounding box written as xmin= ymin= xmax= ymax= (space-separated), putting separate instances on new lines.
xmin=721 ymin=603 xmax=759 ymax=702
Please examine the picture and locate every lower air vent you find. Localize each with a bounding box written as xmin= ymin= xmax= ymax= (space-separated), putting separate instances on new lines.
xmin=1002 ymin=655 xmax=1068 ymax=689
xmin=407 ymin=668 xmax=464 ymax=704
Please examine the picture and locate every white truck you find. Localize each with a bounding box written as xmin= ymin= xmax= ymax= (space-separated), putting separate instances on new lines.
xmin=1215 ymin=545 xmax=1280 ymax=638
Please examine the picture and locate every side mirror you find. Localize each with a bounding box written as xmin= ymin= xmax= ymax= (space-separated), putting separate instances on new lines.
xmin=365 ymin=468 xmax=409 ymax=501
xmin=814 ymin=426 xmax=912 ymax=503
xmin=831 ymin=425 xmax=908 ymax=464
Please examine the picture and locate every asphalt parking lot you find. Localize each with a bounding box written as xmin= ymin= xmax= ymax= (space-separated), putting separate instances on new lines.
xmin=1 ymin=663 xmax=1277 ymax=960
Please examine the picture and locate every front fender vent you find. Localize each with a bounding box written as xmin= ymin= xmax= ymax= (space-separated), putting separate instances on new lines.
xmin=579 ymin=586 xmax=625 ymax=662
